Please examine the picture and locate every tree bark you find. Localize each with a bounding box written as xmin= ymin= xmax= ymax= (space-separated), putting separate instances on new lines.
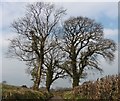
xmin=46 ymin=65 xmax=53 ymax=92
xmin=33 ymin=44 xmax=44 ymax=90
xmin=33 ymin=61 xmax=42 ymax=90
xmin=46 ymin=76 xmax=52 ymax=92
xmin=73 ymin=75 xmax=79 ymax=88
xmin=72 ymin=64 xmax=79 ymax=88
xmin=71 ymin=54 xmax=79 ymax=88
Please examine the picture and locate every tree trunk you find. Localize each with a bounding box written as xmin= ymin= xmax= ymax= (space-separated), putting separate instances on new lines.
xmin=33 ymin=45 xmax=44 ymax=90
xmin=72 ymin=63 xmax=79 ymax=87
xmin=46 ymin=67 xmax=53 ymax=92
xmin=73 ymin=74 xmax=79 ymax=88
xmin=46 ymin=79 xmax=51 ymax=92
xmin=72 ymin=55 xmax=79 ymax=88
xmin=33 ymin=61 xmax=42 ymax=90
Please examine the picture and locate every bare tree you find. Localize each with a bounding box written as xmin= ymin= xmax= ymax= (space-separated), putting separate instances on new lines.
xmin=61 ymin=16 xmax=116 ymax=88
xmin=8 ymin=2 xmax=66 ymax=90
xmin=43 ymin=35 xmax=67 ymax=92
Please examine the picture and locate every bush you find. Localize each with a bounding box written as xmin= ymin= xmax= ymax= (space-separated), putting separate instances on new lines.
xmin=1 ymin=84 xmax=49 ymax=100
xmin=73 ymin=75 xmax=120 ymax=100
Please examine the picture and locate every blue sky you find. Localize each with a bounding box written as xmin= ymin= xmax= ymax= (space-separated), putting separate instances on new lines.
xmin=0 ymin=2 xmax=118 ymax=88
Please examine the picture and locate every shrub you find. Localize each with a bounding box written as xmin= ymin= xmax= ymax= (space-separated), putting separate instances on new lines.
xmin=73 ymin=74 xmax=119 ymax=100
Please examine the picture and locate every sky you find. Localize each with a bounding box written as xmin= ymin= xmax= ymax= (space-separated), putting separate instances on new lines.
xmin=0 ymin=1 xmax=118 ymax=89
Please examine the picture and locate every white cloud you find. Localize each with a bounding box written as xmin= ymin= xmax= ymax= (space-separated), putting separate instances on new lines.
xmin=1 ymin=2 xmax=118 ymax=31
xmin=2 ymin=2 xmax=27 ymax=30
xmin=2 ymin=58 xmax=32 ymax=86
xmin=0 ymin=36 xmax=2 ymax=49
xmin=1 ymin=32 xmax=17 ymax=49
xmin=104 ymin=28 xmax=118 ymax=38
xmin=100 ymin=50 xmax=118 ymax=75
xmin=57 ymin=2 xmax=118 ymax=21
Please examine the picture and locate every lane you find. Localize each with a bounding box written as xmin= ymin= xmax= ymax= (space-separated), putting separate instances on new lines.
xmin=48 ymin=96 xmax=64 ymax=101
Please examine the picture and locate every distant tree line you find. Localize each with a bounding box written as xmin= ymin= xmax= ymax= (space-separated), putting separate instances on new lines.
xmin=8 ymin=2 xmax=116 ymax=92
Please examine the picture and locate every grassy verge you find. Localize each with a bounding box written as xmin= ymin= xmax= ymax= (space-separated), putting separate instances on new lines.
xmin=1 ymin=84 xmax=51 ymax=101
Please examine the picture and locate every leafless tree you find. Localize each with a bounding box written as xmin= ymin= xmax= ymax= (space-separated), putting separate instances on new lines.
xmin=8 ymin=2 xmax=66 ymax=90
xmin=43 ymin=35 xmax=67 ymax=92
xmin=60 ymin=16 xmax=116 ymax=88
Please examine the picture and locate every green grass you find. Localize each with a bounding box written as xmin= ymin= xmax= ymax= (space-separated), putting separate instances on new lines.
xmin=63 ymin=91 xmax=74 ymax=99
xmin=1 ymin=84 xmax=50 ymax=100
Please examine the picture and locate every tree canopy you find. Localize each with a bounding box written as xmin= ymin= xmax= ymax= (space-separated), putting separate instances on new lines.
xmin=8 ymin=2 xmax=66 ymax=90
xmin=60 ymin=16 xmax=116 ymax=87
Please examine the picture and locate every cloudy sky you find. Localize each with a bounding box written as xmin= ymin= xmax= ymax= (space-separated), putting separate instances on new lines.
xmin=1 ymin=1 xmax=118 ymax=88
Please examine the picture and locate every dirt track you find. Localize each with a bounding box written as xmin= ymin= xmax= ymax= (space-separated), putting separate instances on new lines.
xmin=48 ymin=96 xmax=64 ymax=101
